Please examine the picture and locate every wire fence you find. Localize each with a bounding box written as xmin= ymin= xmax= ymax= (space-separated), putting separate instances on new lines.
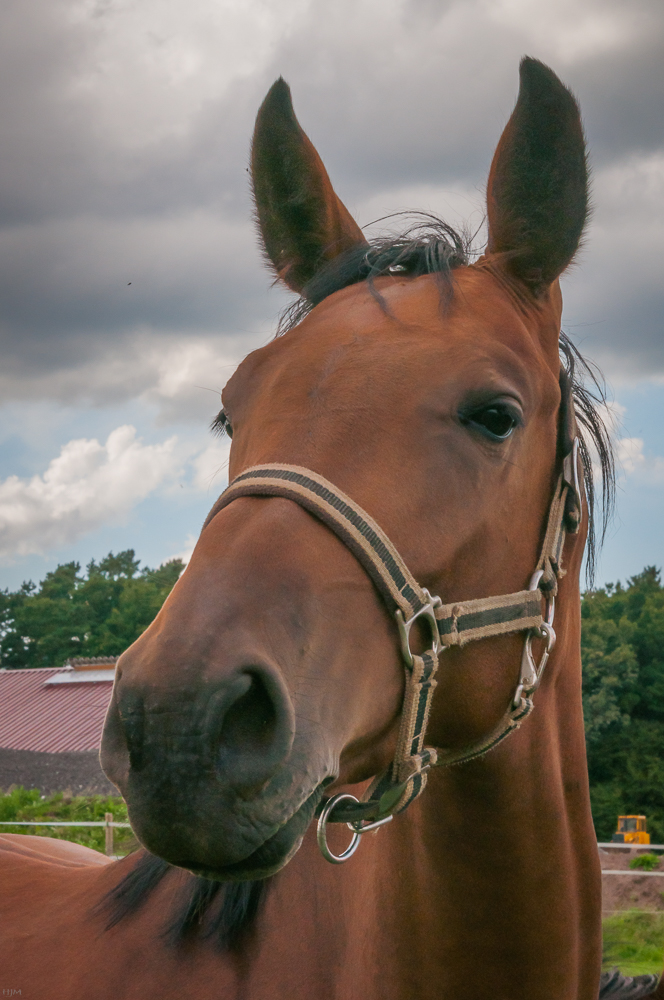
xmin=598 ymin=842 xmax=664 ymax=851
xmin=2 ymin=826 xmax=663 ymax=861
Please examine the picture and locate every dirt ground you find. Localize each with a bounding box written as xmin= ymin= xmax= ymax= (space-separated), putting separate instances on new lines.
xmin=600 ymin=848 xmax=664 ymax=914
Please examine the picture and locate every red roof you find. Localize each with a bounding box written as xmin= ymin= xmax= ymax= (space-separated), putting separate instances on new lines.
xmin=0 ymin=668 xmax=114 ymax=753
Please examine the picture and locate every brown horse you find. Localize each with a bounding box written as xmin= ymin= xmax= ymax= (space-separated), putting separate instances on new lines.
xmin=1 ymin=58 xmax=661 ymax=1000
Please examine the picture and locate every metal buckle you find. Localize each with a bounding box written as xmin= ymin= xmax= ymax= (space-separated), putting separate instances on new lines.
xmin=394 ymin=589 xmax=442 ymax=668
xmin=316 ymin=793 xmax=394 ymax=864
xmin=526 ymin=569 xmax=555 ymax=625
xmin=513 ymin=571 xmax=556 ymax=709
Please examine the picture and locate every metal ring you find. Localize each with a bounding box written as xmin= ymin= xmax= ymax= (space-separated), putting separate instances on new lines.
xmin=316 ymin=793 xmax=362 ymax=864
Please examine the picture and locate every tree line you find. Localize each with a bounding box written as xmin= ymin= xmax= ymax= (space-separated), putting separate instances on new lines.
xmin=2 ymin=553 xmax=664 ymax=842
xmin=582 ymin=566 xmax=664 ymax=841
xmin=0 ymin=551 xmax=183 ymax=668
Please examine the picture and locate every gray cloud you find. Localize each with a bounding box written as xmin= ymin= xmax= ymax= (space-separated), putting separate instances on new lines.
xmin=0 ymin=0 xmax=662 ymax=407
xmin=0 ymin=211 xmax=278 ymax=370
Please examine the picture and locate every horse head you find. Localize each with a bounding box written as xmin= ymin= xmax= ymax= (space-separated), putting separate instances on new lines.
xmin=101 ymin=59 xmax=591 ymax=882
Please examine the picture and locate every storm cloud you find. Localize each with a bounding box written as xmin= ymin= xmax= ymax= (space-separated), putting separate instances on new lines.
xmin=0 ymin=0 xmax=662 ymax=404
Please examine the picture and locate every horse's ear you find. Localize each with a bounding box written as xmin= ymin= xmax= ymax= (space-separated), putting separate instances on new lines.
xmin=486 ymin=58 xmax=589 ymax=294
xmin=251 ymin=78 xmax=368 ymax=293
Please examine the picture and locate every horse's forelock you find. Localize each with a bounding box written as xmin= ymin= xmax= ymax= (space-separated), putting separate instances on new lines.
xmin=275 ymin=212 xmax=471 ymax=336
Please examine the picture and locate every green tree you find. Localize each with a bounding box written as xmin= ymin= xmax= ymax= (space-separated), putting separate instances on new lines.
xmin=0 ymin=550 xmax=184 ymax=669
xmin=581 ymin=568 xmax=664 ymax=841
xmin=581 ymin=598 xmax=638 ymax=742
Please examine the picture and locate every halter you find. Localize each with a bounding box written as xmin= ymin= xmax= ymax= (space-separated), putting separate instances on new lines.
xmin=211 ymin=440 xmax=582 ymax=863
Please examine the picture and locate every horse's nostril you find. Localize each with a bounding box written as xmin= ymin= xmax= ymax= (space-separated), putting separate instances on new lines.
xmin=214 ymin=669 xmax=295 ymax=789
xmin=219 ymin=674 xmax=277 ymax=754
xmin=103 ymin=665 xmax=294 ymax=794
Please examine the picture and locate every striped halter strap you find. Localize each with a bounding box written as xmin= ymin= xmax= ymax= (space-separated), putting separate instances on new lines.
xmin=211 ymin=442 xmax=582 ymax=863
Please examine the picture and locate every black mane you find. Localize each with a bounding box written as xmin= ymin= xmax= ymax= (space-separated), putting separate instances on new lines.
xmin=99 ymin=851 xmax=266 ymax=951
xmin=558 ymin=331 xmax=615 ymax=586
xmin=277 ymin=212 xmax=470 ymax=335
xmin=598 ymin=968 xmax=659 ymax=998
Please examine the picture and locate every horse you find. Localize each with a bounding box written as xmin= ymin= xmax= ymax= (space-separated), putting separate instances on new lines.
xmin=1 ymin=57 xmax=661 ymax=1000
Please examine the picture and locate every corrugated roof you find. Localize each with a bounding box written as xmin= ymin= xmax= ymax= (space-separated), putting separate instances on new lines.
xmin=46 ymin=668 xmax=116 ymax=685
xmin=0 ymin=668 xmax=113 ymax=753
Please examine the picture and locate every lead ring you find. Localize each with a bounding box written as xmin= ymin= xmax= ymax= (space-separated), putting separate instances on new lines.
xmin=316 ymin=793 xmax=361 ymax=864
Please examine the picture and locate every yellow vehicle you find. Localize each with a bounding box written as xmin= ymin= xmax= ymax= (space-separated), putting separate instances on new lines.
xmin=612 ymin=815 xmax=650 ymax=844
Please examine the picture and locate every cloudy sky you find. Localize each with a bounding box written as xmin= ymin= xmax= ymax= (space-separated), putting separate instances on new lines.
xmin=0 ymin=0 xmax=662 ymax=591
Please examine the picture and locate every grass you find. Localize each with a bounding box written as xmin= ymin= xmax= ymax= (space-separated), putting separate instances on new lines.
xmin=0 ymin=786 xmax=136 ymax=856
xmin=630 ymin=853 xmax=661 ymax=871
xmin=603 ymin=910 xmax=664 ymax=977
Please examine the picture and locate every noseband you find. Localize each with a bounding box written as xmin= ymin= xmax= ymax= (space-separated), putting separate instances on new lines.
xmin=210 ymin=442 xmax=582 ymax=863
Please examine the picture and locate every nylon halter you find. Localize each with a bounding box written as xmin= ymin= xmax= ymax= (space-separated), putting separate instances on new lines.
xmin=213 ymin=442 xmax=582 ymax=863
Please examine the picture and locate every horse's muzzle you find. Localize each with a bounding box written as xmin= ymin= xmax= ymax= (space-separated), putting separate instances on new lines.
xmin=99 ymin=660 xmax=306 ymax=874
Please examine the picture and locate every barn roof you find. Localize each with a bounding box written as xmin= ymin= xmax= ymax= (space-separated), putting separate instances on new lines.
xmin=0 ymin=663 xmax=116 ymax=754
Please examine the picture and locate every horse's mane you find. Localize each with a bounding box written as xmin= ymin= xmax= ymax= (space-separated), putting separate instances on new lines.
xmin=274 ymin=212 xmax=615 ymax=587
xmin=99 ymin=851 xmax=266 ymax=951
xmin=598 ymin=968 xmax=659 ymax=998
xmin=558 ymin=331 xmax=615 ymax=586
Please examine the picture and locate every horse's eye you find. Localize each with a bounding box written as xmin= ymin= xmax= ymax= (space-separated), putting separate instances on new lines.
xmin=462 ymin=404 xmax=519 ymax=441
xmin=213 ymin=409 xmax=233 ymax=438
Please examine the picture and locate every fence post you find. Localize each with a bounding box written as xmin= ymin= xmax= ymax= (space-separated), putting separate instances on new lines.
xmin=105 ymin=813 xmax=114 ymax=856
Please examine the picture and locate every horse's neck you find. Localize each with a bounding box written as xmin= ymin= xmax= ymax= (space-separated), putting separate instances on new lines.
xmin=268 ymin=586 xmax=601 ymax=1000
xmin=365 ymin=586 xmax=602 ymax=999
xmin=254 ymin=579 xmax=602 ymax=1000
